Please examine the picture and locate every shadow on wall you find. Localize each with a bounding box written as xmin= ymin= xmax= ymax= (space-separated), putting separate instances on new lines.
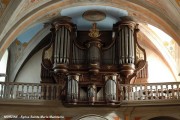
xmin=149 ymin=116 xmax=178 ymax=120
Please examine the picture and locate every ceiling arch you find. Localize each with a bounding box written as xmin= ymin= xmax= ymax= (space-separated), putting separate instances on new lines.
xmin=0 ymin=0 xmax=179 ymax=60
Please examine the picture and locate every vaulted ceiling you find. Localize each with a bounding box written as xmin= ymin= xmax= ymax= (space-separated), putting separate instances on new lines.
xmin=0 ymin=0 xmax=180 ymax=81
xmin=0 ymin=0 xmax=180 ymax=57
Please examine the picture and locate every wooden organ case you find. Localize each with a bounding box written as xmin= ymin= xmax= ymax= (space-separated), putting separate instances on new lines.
xmin=41 ymin=16 xmax=148 ymax=106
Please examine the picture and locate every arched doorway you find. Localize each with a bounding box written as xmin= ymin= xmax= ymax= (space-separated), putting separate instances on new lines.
xmin=149 ymin=116 xmax=178 ymax=120
xmin=76 ymin=114 xmax=108 ymax=120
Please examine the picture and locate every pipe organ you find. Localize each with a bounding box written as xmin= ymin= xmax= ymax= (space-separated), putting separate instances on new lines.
xmin=41 ymin=14 xmax=147 ymax=106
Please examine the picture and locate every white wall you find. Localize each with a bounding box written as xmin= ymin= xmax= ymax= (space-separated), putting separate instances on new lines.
xmin=15 ymin=49 xmax=43 ymax=83
xmin=145 ymin=46 xmax=176 ymax=83
xmin=0 ymin=50 xmax=8 ymax=82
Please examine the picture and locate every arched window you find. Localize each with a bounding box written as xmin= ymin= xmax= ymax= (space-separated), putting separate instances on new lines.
xmin=0 ymin=50 xmax=8 ymax=82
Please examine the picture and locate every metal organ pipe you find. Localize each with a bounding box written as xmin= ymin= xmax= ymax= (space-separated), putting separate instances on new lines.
xmin=114 ymin=19 xmax=137 ymax=79
xmin=67 ymin=74 xmax=79 ymax=104
xmin=131 ymin=29 xmax=133 ymax=63
xmin=54 ymin=27 xmax=70 ymax=63
xmin=128 ymin=28 xmax=132 ymax=63
xmin=118 ymin=26 xmax=135 ymax=64
xmin=51 ymin=19 xmax=76 ymax=74
xmin=105 ymin=75 xmax=117 ymax=104
xmin=125 ymin=26 xmax=129 ymax=63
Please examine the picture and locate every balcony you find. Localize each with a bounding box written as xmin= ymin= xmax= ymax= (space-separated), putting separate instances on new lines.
xmin=119 ymin=82 xmax=180 ymax=106
xmin=0 ymin=82 xmax=179 ymax=106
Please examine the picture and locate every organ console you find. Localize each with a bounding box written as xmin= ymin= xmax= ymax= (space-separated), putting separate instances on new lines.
xmin=41 ymin=11 xmax=147 ymax=106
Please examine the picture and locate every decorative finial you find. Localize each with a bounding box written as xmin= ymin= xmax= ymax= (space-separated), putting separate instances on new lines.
xmin=88 ymin=23 xmax=101 ymax=38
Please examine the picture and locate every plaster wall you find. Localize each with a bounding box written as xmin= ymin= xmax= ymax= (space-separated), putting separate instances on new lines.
xmin=0 ymin=50 xmax=8 ymax=82
xmin=15 ymin=49 xmax=43 ymax=83
xmin=145 ymin=46 xmax=176 ymax=82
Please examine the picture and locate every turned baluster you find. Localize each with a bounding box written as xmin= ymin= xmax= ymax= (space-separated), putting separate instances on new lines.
xmin=171 ymin=84 xmax=174 ymax=99
xmin=177 ymin=84 xmax=180 ymax=99
xmin=36 ymin=85 xmax=40 ymax=99
xmin=125 ymin=85 xmax=128 ymax=100
xmin=51 ymin=84 xmax=54 ymax=100
xmin=26 ymin=85 xmax=29 ymax=99
xmin=22 ymin=84 xmax=25 ymax=99
xmin=41 ymin=85 xmax=44 ymax=100
xmin=1 ymin=83 xmax=4 ymax=98
xmin=155 ymin=85 xmax=158 ymax=100
xmin=150 ymin=85 xmax=153 ymax=100
xmin=140 ymin=85 xmax=143 ymax=100
xmin=32 ymin=85 xmax=34 ymax=96
xmin=145 ymin=85 xmax=148 ymax=100
xmin=46 ymin=85 xmax=49 ymax=100
xmin=165 ymin=84 xmax=169 ymax=99
xmin=56 ymin=85 xmax=59 ymax=100
xmin=161 ymin=84 xmax=164 ymax=99
xmin=135 ymin=85 xmax=138 ymax=100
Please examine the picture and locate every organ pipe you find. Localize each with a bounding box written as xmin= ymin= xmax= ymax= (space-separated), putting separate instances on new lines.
xmin=117 ymin=25 xmax=136 ymax=64
xmin=114 ymin=18 xmax=137 ymax=79
xmin=66 ymin=74 xmax=79 ymax=104
xmin=88 ymin=84 xmax=96 ymax=105
xmin=54 ymin=26 xmax=70 ymax=64
xmin=105 ymin=74 xmax=117 ymax=104
xmin=51 ymin=18 xmax=76 ymax=74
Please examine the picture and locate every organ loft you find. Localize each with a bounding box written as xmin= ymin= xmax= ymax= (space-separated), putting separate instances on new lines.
xmin=41 ymin=10 xmax=147 ymax=106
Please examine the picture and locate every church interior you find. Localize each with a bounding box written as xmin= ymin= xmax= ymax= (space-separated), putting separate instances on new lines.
xmin=0 ymin=0 xmax=180 ymax=120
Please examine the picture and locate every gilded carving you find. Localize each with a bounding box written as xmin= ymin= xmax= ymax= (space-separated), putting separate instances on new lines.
xmin=88 ymin=23 xmax=101 ymax=38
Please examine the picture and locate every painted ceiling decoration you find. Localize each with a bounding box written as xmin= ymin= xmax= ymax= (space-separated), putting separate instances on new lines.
xmin=0 ymin=0 xmax=10 ymax=16
xmin=0 ymin=0 xmax=180 ymax=59
xmin=0 ymin=0 xmax=179 ymax=83
xmin=60 ymin=6 xmax=128 ymax=30
xmin=17 ymin=23 xmax=44 ymax=43
xmin=14 ymin=5 xmax=128 ymax=46
xmin=176 ymin=0 xmax=180 ymax=6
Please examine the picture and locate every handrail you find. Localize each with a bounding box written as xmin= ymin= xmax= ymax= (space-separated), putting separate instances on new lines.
xmin=0 ymin=82 xmax=63 ymax=100
xmin=119 ymin=82 xmax=180 ymax=101
xmin=0 ymin=82 xmax=180 ymax=103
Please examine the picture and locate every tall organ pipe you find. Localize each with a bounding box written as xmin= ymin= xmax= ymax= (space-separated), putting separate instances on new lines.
xmin=116 ymin=24 xmax=136 ymax=64
xmin=105 ymin=74 xmax=117 ymax=104
xmin=54 ymin=26 xmax=70 ymax=64
xmin=51 ymin=19 xmax=76 ymax=74
xmin=114 ymin=18 xmax=137 ymax=79
xmin=66 ymin=74 xmax=79 ymax=104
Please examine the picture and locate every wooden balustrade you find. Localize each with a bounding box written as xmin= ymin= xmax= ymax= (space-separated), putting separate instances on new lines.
xmin=0 ymin=82 xmax=180 ymax=103
xmin=0 ymin=82 xmax=63 ymax=100
xmin=119 ymin=82 xmax=180 ymax=101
